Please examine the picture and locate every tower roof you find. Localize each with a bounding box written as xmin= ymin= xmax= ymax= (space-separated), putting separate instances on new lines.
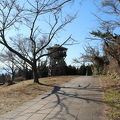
xmin=47 ymin=44 xmax=67 ymax=51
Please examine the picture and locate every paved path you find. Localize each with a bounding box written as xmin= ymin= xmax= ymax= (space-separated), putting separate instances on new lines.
xmin=0 ymin=76 xmax=106 ymax=120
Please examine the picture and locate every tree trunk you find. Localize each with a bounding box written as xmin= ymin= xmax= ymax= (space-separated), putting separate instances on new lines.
xmin=118 ymin=61 xmax=120 ymax=67
xmin=32 ymin=65 xmax=39 ymax=83
xmin=8 ymin=70 xmax=15 ymax=86
xmin=11 ymin=72 xmax=15 ymax=82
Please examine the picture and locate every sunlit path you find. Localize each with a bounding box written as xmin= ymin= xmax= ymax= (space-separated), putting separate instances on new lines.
xmin=0 ymin=76 xmax=107 ymax=120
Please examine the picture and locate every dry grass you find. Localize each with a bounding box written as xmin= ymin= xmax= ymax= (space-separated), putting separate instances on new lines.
xmin=101 ymin=75 xmax=120 ymax=120
xmin=0 ymin=75 xmax=79 ymax=115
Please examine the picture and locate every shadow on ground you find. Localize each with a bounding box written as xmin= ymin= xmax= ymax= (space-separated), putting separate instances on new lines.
xmin=38 ymin=81 xmax=106 ymax=120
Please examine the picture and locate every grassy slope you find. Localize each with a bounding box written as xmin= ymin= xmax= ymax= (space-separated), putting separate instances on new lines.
xmin=101 ymin=75 xmax=120 ymax=120
xmin=0 ymin=75 xmax=79 ymax=115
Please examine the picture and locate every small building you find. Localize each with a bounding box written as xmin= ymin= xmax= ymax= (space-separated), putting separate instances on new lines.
xmin=47 ymin=44 xmax=67 ymax=76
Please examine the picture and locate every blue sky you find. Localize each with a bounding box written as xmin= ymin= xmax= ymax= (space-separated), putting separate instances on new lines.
xmin=62 ymin=0 xmax=102 ymax=65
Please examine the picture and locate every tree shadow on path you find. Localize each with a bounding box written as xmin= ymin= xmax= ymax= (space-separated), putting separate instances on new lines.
xmin=38 ymin=81 xmax=106 ymax=120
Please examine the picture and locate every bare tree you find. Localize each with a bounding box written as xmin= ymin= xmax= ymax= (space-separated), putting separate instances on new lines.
xmin=0 ymin=51 xmax=17 ymax=85
xmin=91 ymin=31 xmax=120 ymax=67
xmin=91 ymin=0 xmax=120 ymax=68
xmin=94 ymin=0 xmax=120 ymax=31
xmin=0 ymin=0 xmax=75 ymax=83
xmin=73 ymin=45 xmax=107 ymax=74
xmin=73 ymin=45 xmax=100 ymax=64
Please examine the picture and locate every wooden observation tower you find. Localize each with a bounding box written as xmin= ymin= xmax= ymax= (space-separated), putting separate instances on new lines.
xmin=47 ymin=44 xmax=67 ymax=76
